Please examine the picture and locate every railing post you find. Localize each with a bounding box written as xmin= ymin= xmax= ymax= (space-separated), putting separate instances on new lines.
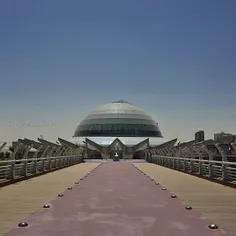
xmin=44 ymin=146 xmax=52 ymax=170
xmin=149 ymin=149 xmax=155 ymax=163
xmin=10 ymin=159 xmax=16 ymax=180
xmin=193 ymin=146 xmax=202 ymax=176
xmin=156 ymin=150 xmax=161 ymax=164
xmin=42 ymin=156 xmax=45 ymax=172
xmin=145 ymin=150 xmax=149 ymax=162
xmin=221 ymin=162 xmax=228 ymax=182
xmin=32 ymin=158 xmax=37 ymax=174
xmin=22 ymin=154 xmax=28 ymax=178
xmin=160 ymin=149 xmax=166 ymax=166
xmin=172 ymin=157 xmax=176 ymax=169
xmin=187 ymin=148 xmax=194 ymax=173
xmin=156 ymin=152 xmax=160 ymax=164
xmin=54 ymin=147 xmax=62 ymax=168
xmin=160 ymin=155 xmax=164 ymax=166
xmin=147 ymin=150 xmax=151 ymax=163
xmin=11 ymin=162 xmax=16 ymax=180
xmin=202 ymin=145 xmax=213 ymax=179
xmin=182 ymin=157 xmax=186 ymax=171
xmin=22 ymin=144 xmax=32 ymax=177
xmin=154 ymin=150 xmax=158 ymax=164
xmin=144 ymin=150 xmax=148 ymax=162
xmin=33 ymin=145 xmax=44 ymax=172
xmin=170 ymin=148 xmax=176 ymax=168
xmin=179 ymin=148 xmax=187 ymax=170
xmin=198 ymin=148 xmax=203 ymax=176
xmin=49 ymin=157 xmax=52 ymax=170
xmin=58 ymin=156 xmax=62 ymax=167
xmin=59 ymin=148 xmax=66 ymax=167
xmin=148 ymin=150 xmax=152 ymax=163
xmin=215 ymin=144 xmax=228 ymax=181
xmin=23 ymin=159 xmax=27 ymax=177
xmin=162 ymin=149 xmax=170 ymax=167
xmin=208 ymin=161 xmax=213 ymax=179
xmin=173 ymin=148 xmax=179 ymax=170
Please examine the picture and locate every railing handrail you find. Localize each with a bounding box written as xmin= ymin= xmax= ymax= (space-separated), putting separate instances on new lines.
xmin=147 ymin=153 xmax=236 ymax=186
xmin=152 ymin=155 xmax=236 ymax=166
xmin=0 ymin=155 xmax=78 ymax=165
xmin=0 ymin=154 xmax=83 ymax=185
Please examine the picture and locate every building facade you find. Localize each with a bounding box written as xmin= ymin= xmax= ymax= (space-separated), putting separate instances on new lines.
xmin=69 ymin=100 xmax=165 ymax=158
xmin=195 ymin=130 xmax=205 ymax=142
xmin=214 ymin=132 xmax=235 ymax=144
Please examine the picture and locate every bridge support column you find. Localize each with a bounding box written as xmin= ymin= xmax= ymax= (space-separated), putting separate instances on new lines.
xmin=202 ymin=145 xmax=214 ymax=179
xmin=22 ymin=144 xmax=32 ymax=177
xmin=215 ymin=144 xmax=228 ymax=182
xmin=8 ymin=143 xmax=23 ymax=180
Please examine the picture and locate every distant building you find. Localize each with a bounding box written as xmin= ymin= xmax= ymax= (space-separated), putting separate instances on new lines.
xmin=234 ymin=135 xmax=236 ymax=143
xmin=12 ymin=141 xmax=19 ymax=150
xmin=195 ymin=130 xmax=205 ymax=142
xmin=214 ymin=132 xmax=235 ymax=144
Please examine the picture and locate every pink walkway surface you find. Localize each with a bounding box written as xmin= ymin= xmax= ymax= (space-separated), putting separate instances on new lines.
xmin=4 ymin=162 xmax=228 ymax=236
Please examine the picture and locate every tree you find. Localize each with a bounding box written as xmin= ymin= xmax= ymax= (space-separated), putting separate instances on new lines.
xmin=5 ymin=152 xmax=11 ymax=159
xmin=0 ymin=152 xmax=4 ymax=159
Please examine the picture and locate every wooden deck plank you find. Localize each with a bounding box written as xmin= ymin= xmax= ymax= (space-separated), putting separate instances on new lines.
xmin=0 ymin=163 xmax=99 ymax=236
xmin=134 ymin=163 xmax=236 ymax=236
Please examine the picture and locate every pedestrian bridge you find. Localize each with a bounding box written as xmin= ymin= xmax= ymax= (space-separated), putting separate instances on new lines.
xmin=0 ymin=160 xmax=235 ymax=236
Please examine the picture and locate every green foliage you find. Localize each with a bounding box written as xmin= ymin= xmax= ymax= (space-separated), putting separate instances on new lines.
xmin=5 ymin=152 xmax=11 ymax=159
xmin=9 ymin=146 xmax=14 ymax=152
xmin=0 ymin=152 xmax=11 ymax=160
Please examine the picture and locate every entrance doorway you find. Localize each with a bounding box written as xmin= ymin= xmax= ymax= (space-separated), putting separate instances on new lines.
xmin=133 ymin=150 xmax=144 ymax=159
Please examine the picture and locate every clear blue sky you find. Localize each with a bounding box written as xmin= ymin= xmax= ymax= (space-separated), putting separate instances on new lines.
xmin=0 ymin=0 xmax=235 ymax=143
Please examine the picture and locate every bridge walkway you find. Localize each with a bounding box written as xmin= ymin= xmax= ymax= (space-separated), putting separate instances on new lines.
xmin=0 ymin=161 xmax=235 ymax=235
xmin=0 ymin=162 xmax=232 ymax=236
xmin=135 ymin=163 xmax=236 ymax=236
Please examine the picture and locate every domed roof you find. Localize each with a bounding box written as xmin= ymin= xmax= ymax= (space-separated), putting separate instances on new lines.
xmin=74 ymin=101 xmax=163 ymax=137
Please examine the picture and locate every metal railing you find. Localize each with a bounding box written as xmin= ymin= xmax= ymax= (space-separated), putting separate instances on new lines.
xmin=148 ymin=155 xmax=236 ymax=185
xmin=0 ymin=155 xmax=83 ymax=184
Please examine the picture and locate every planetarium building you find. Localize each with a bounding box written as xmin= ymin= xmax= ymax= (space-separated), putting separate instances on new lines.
xmin=69 ymin=100 xmax=165 ymax=158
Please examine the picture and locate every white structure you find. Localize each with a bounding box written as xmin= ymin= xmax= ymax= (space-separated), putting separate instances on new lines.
xmin=69 ymin=100 xmax=165 ymax=158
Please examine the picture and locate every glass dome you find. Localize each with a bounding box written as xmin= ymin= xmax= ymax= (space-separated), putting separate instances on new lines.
xmin=74 ymin=101 xmax=163 ymax=137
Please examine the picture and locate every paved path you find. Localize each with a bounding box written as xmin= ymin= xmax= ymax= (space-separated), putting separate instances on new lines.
xmin=135 ymin=163 xmax=236 ymax=236
xmin=0 ymin=163 xmax=99 ymax=236
xmin=4 ymin=162 xmax=228 ymax=236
